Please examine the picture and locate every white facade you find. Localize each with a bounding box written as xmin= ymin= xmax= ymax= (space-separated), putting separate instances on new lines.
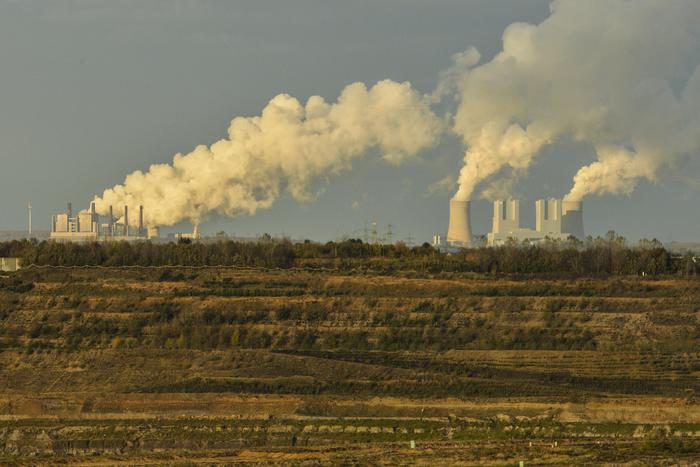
xmin=175 ymin=224 xmax=200 ymax=240
xmin=535 ymin=198 xmax=562 ymax=234
xmin=446 ymin=200 xmax=473 ymax=246
xmin=51 ymin=203 xmax=100 ymax=242
xmin=50 ymin=201 xmax=153 ymax=242
xmin=487 ymin=198 xmax=583 ymax=246
xmin=0 ymin=257 xmax=21 ymax=272
xmin=493 ymin=199 xmax=520 ymax=236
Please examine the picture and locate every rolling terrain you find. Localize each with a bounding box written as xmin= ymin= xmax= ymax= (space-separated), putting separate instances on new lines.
xmin=2 ymin=266 xmax=700 ymax=464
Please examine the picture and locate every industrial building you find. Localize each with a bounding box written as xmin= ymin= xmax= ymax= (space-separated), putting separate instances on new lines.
xmin=487 ymin=198 xmax=584 ymax=245
xmin=50 ymin=202 xmax=158 ymax=242
xmin=174 ymin=224 xmax=201 ymax=241
xmin=446 ymin=200 xmax=473 ymax=247
xmin=436 ymin=197 xmax=585 ymax=249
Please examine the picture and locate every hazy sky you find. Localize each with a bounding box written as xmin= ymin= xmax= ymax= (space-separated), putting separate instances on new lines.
xmin=1 ymin=0 xmax=699 ymax=242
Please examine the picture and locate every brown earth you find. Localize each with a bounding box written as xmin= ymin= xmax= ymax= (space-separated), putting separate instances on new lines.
xmin=2 ymin=267 xmax=700 ymax=464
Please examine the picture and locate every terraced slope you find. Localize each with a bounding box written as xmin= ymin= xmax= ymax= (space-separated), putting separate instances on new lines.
xmin=2 ymin=268 xmax=700 ymax=464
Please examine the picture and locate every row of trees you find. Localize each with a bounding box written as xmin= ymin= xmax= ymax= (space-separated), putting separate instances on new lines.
xmin=0 ymin=232 xmax=697 ymax=275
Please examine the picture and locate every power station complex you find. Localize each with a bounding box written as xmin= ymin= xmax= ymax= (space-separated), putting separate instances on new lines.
xmin=50 ymin=202 xmax=159 ymax=242
xmin=442 ymin=198 xmax=584 ymax=247
xmin=45 ymin=197 xmax=584 ymax=246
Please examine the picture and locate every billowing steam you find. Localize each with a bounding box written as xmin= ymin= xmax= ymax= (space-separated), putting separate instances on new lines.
xmin=94 ymin=80 xmax=442 ymax=227
xmin=451 ymin=0 xmax=700 ymax=202
xmin=96 ymin=0 xmax=700 ymax=229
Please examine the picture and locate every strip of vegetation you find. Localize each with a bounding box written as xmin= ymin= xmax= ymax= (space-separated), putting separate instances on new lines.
xmin=139 ymin=375 xmax=564 ymax=398
xmin=1 ymin=231 xmax=696 ymax=275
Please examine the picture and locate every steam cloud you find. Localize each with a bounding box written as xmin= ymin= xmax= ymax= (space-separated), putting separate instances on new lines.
xmin=94 ymin=80 xmax=442 ymax=227
xmin=96 ymin=0 xmax=700 ymax=229
xmin=451 ymin=0 xmax=700 ymax=202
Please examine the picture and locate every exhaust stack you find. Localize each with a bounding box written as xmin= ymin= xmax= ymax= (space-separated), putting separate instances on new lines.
xmin=109 ymin=205 xmax=114 ymax=236
xmin=562 ymin=200 xmax=584 ymax=239
xmin=138 ymin=205 xmax=144 ymax=236
xmin=447 ymin=199 xmax=473 ymax=246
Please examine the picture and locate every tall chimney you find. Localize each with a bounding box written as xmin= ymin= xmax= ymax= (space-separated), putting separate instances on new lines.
xmin=139 ymin=205 xmax=144 ymax=236
xmin=447 ymin=199 xmax=473 ymax=246
xmin=124 ymin=205 xmax=129 ymax=237
xmin=109 ymin=205 xmax=114 ymax=236
xmin=90 ymin=202 xmax=96 ymax=214
xmin=562 ymin=200 xmax=584 ymax=239
xmin=67 ymin=202 xmax=72 ymax=219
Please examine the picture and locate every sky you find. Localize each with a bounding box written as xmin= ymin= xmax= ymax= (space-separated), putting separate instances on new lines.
xmin=1 ymin=0 xmax=699 ymax=243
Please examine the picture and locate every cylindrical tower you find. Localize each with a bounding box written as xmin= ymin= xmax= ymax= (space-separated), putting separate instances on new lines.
xmin=138 ymin=205 xmax=144 ymax=236
xmin=109 ymin=205 xmax=114 ymax=237
xmin=447 ymin=199 xmax=473 ymax=246
xmin=561 ymin=200 xmax=584 ymax=239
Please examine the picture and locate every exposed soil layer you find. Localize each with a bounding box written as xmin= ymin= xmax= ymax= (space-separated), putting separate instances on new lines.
xmin=2 ymin=268 xmax=700 ymax=464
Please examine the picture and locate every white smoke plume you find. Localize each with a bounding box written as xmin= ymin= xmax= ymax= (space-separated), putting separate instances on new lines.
xmin=451 ymin=0 xmax=700 ymax=202
xmin=94 ymin=80 xmax=442 ymax=227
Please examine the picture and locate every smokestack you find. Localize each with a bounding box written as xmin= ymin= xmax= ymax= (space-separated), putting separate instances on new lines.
xmin=124 ymin=205 xmax=129 ymax=237
xmin=447 ymin=199 xmax=473 ymax=246
xmin=139 ymin=205 xmax=144 ymax=236
xmin=90 ymin=202 xmax=96 ymax=214
xmin=67 ymin=202 xmax=72 ymax=219
xmin=562 ymin=200 xmax=584 ymax=239
xmin=109 ymin=205 xmax=114 ymax=236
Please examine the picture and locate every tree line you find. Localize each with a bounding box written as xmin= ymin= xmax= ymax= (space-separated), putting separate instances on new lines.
xmin=0 ymin=231 xmax=697 ymax=275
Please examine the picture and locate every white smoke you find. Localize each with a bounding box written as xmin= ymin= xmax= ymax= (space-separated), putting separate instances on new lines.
xmin=425 ymin=175 xmax=456 ymax=196
xmin=94 ymin=80 xmax=442 ymax=227
xmin=451 ymin=0 xmax=700 ymax=202
xmin=96 ymin=0 xmax=700 ymax=225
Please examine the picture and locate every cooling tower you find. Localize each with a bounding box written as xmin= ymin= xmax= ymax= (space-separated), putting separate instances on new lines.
xmin=447 ymin=199 xmax=473 ymax=246
xmin=561 ymin=200 xmax=584 ymax=239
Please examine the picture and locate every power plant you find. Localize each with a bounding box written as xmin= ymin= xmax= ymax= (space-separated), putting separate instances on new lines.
xmin=446 ymin=200 xmax=473 ymax=246
xmin=487 ymin=198 xmax=584 ymax=245
xmin=50 ymin=202 xmax=159 ymax=242
xmin=42 ymin=194 xmax=585 ymax=246
xmin=437 ymin=198 xmax=585 ymax=248
xmin=174 ymin=224 xmax=201 ymax=241
xmin=561 ymin=200 xmax=585 ymax=239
